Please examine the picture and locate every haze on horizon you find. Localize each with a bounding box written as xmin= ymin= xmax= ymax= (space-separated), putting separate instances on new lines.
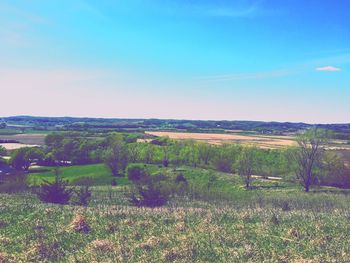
xmin=0 ymin=0 xmax=349 ymax=124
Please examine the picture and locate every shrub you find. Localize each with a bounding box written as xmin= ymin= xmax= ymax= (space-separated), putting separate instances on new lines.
xmin=175 ymin=174 xmax=187 ymax=184
xmin=37 ymin=168 xmax=72 ymax=204
xmin=111 ymin=178 xmax=118 ymax=186
xmin=162 ymin=159 xmax=169 ymax=167
xmin=174 ymin=174 xmax=189 ymax=196
xmin=213 ymin=158 xmax=232 ymax=173
xmin=72 ymin=186 xmax=92 ymax=206
xmin=127 ymin=164 xmax=149 ymax=182
xmin=128 ymin=174 xmax=170 ymax=207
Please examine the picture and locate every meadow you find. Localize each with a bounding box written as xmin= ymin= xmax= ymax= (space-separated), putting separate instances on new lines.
xmin=1 ymin=182 xmax=350 ymax=262
xmin=0 ymin=163 xmax=343 ymax=261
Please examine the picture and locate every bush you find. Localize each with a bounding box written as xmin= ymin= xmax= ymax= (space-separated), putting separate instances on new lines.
xmin=37 ymin=168 xmax=72 ymax=204
xmin=175 ymin=174 xmax=187 ymax=184
xmin=128 ymin=174 xmax=170 ymax=207
xmin=127 ymin=164 xmax=149 ymax=182
xmin=72 ymin=186 xmax=92 ymax=206
xmin=111 ymin=178 xmax=118 ymax=186
xmin=0 ymin=172 xmax=28 ymax=193
xmin=163 ymin=159 xmax=169 ymax=167
xmin=174 ymin=174 xmax=189 ymax=196
xmin=213 ymin=158 xmax=232 ymax=173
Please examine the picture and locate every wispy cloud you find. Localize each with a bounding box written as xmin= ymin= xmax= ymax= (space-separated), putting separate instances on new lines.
xmin=190 ymin=0 xmax=269 ymax=18
xmin=316 ymin=66 xmax=341 ymax=72
xmin=196 ymin=69 xmax=294 ymax=82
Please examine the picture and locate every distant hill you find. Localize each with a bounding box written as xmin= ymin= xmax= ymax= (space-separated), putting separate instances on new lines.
xmin=1 ymin=116 xmax=350 ymax=138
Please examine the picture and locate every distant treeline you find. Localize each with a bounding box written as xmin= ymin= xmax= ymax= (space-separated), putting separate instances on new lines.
xmin=2 ymin=116 xmax=350 ymax=136
xmin=0 ymin=139 xmax=20 ymax=143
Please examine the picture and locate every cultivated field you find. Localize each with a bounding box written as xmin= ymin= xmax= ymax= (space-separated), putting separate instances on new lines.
xmin=0 ymin=143 xmax=39 ymax=150
xmin=0 ymin=134 xmax=46 ymax=146
xmin=146 ymin=131 xmax=296 ymax=149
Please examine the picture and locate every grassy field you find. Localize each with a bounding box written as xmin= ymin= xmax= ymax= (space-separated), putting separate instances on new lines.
xmin=27 ymin=164 xmax=124 ymax=186
xmin=1 ymin=188 xmax=350 ymax=262
xmin=1 ymin=164 xmax=349 ymax=262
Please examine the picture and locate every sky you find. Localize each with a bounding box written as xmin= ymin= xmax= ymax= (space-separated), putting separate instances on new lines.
xmin=0 ymin=0 xmax=349 ymax=123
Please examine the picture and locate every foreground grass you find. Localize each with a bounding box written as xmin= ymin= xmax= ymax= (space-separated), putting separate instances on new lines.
xmin=0 ymin=192 xmax=350 ymax=262
xmin=20 ymin=164 xmax=350 ymax=261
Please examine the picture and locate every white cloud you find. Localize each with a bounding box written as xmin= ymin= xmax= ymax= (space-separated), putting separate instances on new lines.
xmin=316 ymin=66 xmax=341 ymax=72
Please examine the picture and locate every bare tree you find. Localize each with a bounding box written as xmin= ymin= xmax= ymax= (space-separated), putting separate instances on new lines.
xmin=237 ymin=147 xmax=256 ymax=189
xmin=198 ymin=143 xmax=213 ymax=165
xmin=292 ymin=128 xmax=329 ymax=192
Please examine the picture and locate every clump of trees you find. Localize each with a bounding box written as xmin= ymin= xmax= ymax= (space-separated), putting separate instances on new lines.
xmin=10 ymin=147 xmax=45 ymax=171
xmin=45 ymin=133 xmax=105 ymax=165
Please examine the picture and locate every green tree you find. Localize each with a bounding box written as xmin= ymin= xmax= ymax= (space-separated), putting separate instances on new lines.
xmin=104 ymin=134 xmax=128 ymax=176
xmin=142 ymin=144 xmax=155 ymax=164
xmin=127 ymin=143 xmax=141 ymax=163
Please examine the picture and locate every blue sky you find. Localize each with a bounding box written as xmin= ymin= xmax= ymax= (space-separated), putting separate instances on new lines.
xmin=0 ymin=0 xmax=349 ymax=123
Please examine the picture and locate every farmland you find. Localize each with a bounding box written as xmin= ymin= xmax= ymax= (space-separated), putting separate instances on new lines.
xmin=0 ymin=134 xmax=46 ymax=146
xmin=0 ymin=143 xmax=39 ymax=150
xmin=146 ymin=131 xmax=296 ymax=149
xmin=0 ymin=133 xmax=46 ymax=150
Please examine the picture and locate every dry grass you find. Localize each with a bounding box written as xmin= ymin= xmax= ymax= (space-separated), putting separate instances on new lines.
xmin=0 ymin=143 xmax=39 ymax=150
xmin=146 ymin=131 xmax=296 ymax=149
xmin=1 ymin=191 xmax=350 ymax=262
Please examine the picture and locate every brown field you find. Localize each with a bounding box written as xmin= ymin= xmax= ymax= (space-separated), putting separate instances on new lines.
xmin=0 ymin=134 xmax=46 ymax=145
xmin=0 ymin=143 xmax=39 ymax=150
xmin=145 ymin=131 xmax=296 ymax=149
